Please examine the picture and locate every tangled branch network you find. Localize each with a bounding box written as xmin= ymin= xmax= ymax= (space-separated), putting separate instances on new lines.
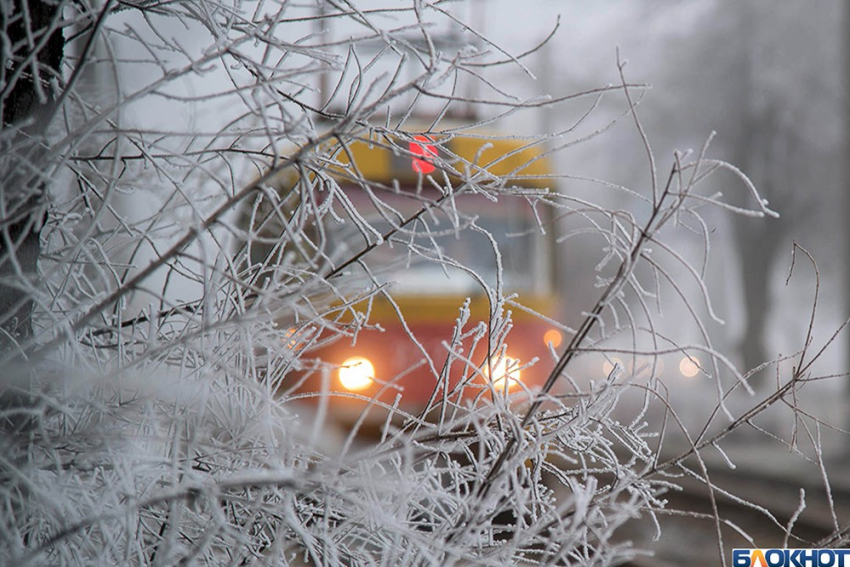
xmin=1 ymin=2 xmax=844 ymax=566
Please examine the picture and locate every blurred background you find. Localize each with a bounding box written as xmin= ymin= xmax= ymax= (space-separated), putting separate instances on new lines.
xmin=467 ymin=2 xmax=848 ymax=443
xmin=486 ymin=0 xmax=846 ymax=382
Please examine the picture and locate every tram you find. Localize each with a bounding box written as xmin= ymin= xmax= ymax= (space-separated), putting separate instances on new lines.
xmin=260 ymin=128 xmax=563 ymax=421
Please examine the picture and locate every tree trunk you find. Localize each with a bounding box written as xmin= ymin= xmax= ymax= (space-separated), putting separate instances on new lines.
xmin=727 ymin=3 xmax=787 ymax=387
xmin=0 ymin=0 xmax=64 ymax=351
xmin=843 ymin=0 xmax=850 ymax=441
xmin=733 ymin=218 xmax=782 ymax=380
xmin=1 ymin=1 xmax=64 ymax=447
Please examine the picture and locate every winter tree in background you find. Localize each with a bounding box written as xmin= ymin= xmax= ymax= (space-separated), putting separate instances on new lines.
xmin=1 ymin=1 xmax=847 ymax=565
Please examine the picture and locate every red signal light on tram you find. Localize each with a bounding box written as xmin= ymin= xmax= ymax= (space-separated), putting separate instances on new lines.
xmin=409 ymin=135 xmax=437 ymax=174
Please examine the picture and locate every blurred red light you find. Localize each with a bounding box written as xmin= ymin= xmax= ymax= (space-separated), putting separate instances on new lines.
xmin=410 ymin=135 xmax=436 ymax=174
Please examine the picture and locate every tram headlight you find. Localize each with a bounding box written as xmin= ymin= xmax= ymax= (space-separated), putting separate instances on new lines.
xmin=679 ymin=355 xmax=700 ymax=378
xmin=339 ymin=356 xmax=375 ymax=391
xmin=486 ymin=354 xmax=522 ymax=391
xmin=543 ymin=329 xmax=563 ymax=349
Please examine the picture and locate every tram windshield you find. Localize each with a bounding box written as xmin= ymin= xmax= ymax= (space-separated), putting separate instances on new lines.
xmin=329 ymin=191 xmax=546 ymax=294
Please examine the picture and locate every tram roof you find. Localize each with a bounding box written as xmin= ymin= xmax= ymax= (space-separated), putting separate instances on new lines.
xmin=328 ymin=128 xmax=556 ymax=189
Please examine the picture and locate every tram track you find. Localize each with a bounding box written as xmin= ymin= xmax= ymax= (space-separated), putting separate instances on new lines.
xmin=617 ymin=462 xmax=850 ymax=567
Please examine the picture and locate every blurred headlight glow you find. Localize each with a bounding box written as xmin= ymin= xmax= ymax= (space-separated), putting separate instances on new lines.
xmin=339 ymin=356 xmax=374 ymax=391
xmin=486 ymin=354 xmax=522 ymax=391
xmin=543 ymin=329 xmax=563 ymax=349
xmin=679 ymin=356 xmax=700 ymax=378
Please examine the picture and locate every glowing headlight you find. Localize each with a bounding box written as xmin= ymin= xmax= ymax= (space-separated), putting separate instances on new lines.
xmin=339 ymin=356 xmax=374 ymax=391
xmin=486 ymin=354 xmax=522 ymax=391
xmin=543 ymin=329 xmax=563 ymax=349
xmin=679 ymin=356 xmax=700 ymax=378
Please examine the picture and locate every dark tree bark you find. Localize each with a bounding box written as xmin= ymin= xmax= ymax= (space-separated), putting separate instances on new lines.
xmin=730 ymin=103 xmax=797 ymax=385
xmin=843 ymin=0 xmax=850 ymax=438
xmin=726 ymin=5 xmax=795 ymax=386
xmin=0 ymin=0 xmax=64 ymax=351
xmin=732 ymin=200 xmax=783 ymax=379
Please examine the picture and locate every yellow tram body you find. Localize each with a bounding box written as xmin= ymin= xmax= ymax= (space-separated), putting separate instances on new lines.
xmin=267 ymin=128 xmax=563 ymax=420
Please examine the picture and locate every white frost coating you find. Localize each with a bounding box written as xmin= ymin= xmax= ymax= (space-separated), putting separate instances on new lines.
xmin=1 ymin=1 xmax=845 ymax=566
